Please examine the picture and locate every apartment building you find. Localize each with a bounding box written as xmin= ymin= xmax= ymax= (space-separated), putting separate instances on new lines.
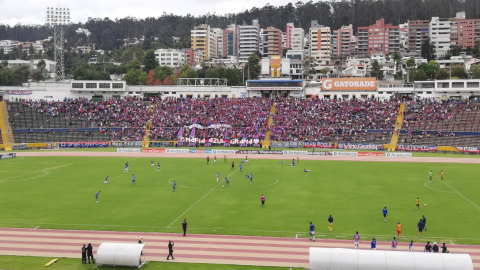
xmin=191 ymin=24 xmax=215 ymax=61
xmin=332 ymin=24 xmax=353 ymax=56
xmin=154 ymin=49 xmax=186 ymax=68
xmin=238 ymin=19 xmax=261 ymax=62
xmin=309 ymin=20 xmax=332 ymax=64
xmin=262 ymin=27 xmax=283 ymax=57
xmin=183 ymin=48 xmax=203 ymax=66
xmin=285 ymin=23 xmax=305 ymax=50
xmin=408 ymin=20 xmax=430 ymax=57
xmin=216 ymin=24 xmax=238 ymax=58
xmin=357 ymin=19 xmax=400 ymax=57
xmin=429 ymin=17 xmax=451 ymax=58
xmin=450 ymin=12 xmax=480 ymax=50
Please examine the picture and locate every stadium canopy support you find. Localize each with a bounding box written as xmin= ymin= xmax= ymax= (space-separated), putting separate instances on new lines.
xmin=96 ymin=243 xmax=145 ymax=269
xmin=309 ymin=247 xmax=473 ymax=270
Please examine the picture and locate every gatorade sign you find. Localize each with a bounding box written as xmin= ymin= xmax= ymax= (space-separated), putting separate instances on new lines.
xmin=322 ymin=78 xmax=377 ymax=91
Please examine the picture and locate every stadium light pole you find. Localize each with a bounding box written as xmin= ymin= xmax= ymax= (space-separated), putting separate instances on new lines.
xmin=45 ymin=6 xmax=71 ymax=81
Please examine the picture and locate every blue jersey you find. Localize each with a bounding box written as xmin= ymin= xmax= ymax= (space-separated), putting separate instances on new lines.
xmin=409 ymin=242 xmax=413 ymax=247
xmin=132 ymin=175 xmax=135 ymax=180
xmin=310 ymin=224 xmax=315 ymax=231
xmin=173 ymin=182 xmax=176 ymax=188
xmin=371 ymin=241 xmax=376 ymax=248
xmin=383 ymin=208 xmax=388 ymax=215
xmin=95 ymin=192 xmax=99 ymax=198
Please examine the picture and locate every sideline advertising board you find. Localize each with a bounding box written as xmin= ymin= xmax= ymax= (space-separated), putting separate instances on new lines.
xmin=338 ymin=143 xmax=384 ymax=151
xmin=358 ymin=152 xmax=384 ymax=157
xmin=397 ymin=145 xmax=438 ymax=152
xmin=308 ymin=151 xmax=332 ymax=156
xmin=331 ymin=151 xmax=358 ymax=157
xmin=304 ymin=142 xmax=335 ymax=149
xmin=322 ymin=78 xmax=377 ymax=91
xmin=0 ymin=153 xmax=16 ymax=159
xmin=112 ymin=141 xmax=142 ymax=147
xmin=283 ymin=150 xmax=309 ymax=155
xmin=165 ymin=149 xmax=189 ymax=154
xmin=59 ymin=141 xmax=109 ymax=148
xmin=212 ymin=149 xmax=236 ymax=154
xmin=117 ymin=148 xmax=141 ymax=153
xmin=236 ymin=150 xmax=283 ymax=155
xmin=142 ymin=149 xmax=166 ymax=153
xmin=385 ymin=152 xmax=412 ymax=157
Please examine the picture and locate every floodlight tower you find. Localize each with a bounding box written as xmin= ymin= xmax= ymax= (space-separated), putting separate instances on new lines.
xmin=45 ymin=7 xmax=71 ymax=81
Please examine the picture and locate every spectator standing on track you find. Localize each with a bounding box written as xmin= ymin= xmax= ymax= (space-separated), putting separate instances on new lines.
xmin=81 ymin=244 xmax=87 ymax=264
xmin=392 ymin=237 xmax=398 ymax=251
xmin=86 ymin=243 xmax=95 ymax=264
xmin=409 ymin=240 xmax=414 ymax=252
xmin=421 ymin=215 xmax=427 ymax=231
xmin=371 ymin=238 xmax=376 ymax=250
xmin=182 ymin=219 xmax=187 ymax=237
xmin=354 ymin=232 xmax=360 ymax=249
xmin=167 ymin=240 xmax=175 ymax=260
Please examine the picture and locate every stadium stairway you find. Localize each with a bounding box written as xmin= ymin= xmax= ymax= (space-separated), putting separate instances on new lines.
xmin=142 ymin=103 xmax=155 ymax=147
xmin=387 ymin=103 xmax=405 ymax=151
xmin=263 ymin=103 xmax=276 ymax=148
xmin=0 ymin=100 xmax=14 ymax=150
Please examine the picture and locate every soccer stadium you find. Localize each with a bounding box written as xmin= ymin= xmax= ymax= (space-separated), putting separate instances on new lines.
xmin=1 ymin=77 xmax=480 ymax=270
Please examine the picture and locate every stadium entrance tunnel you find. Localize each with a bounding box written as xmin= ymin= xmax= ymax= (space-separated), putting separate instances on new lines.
xmin=309 ymin=247 xmax=473 ymax=270
xmin=97 ymin=243 xmax=146 ymax=269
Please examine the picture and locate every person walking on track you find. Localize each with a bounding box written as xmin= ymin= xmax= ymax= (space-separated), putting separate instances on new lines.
xmin=182 ymin=219 xmax=187 ymax=237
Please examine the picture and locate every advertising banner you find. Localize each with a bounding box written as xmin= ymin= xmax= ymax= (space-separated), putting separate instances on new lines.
xmin=331 ymin=151 xmax=358 ymax=157
xmin=9 ymin=90 xmax=32 ymax=95
xmin=322 ymin=78 xmax=377 ymax=91
xmin=0 ymin=153 xmax=16 ymax=159
xmin=212 ymin=149 xmax=236 ymax=154
xmin=455 ymin=147 xmax=480 ymax=153
xmin=338 ymin=143 xmax=384 ymax=151
xmin=270 ymin=142 xmax=303 ymax=148
xmin=165 ymin=149 xmax=189 ymax=154
xmin=304 ymin=142 xmax=336 ymax=149
xmin=397 ymin=145 xmax=438 ymax=152
xmin=179 ymin=137 xmax=260 ymax=146
xmin=142 ymin=148 xmax=166 ymax=153
xmin=236 ymin=150 xmax=283 ymax=155
xmin=112 ymin=141 xmax=143 ymax=147
xmin=283 ymin=150 xmax=309 ymax=156
xmin=385 ymin=152 xmax=412 ymax=157
xmin=117 ymin=148 xmax=141 ymax=153
xmin=358 ymin=152 xmax=384 ymax=157
xmin=12 ymin=143 xmax=27 ymax=150
xmin=308 ymin=151 xmax=332 ymax=156
xmin=59 ymin=141 xmax=109 ymax=148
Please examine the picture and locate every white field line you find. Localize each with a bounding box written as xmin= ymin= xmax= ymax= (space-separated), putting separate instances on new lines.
xmin=166 ymin=169 xmax=239 ymax=228
xmin=429 ymin=171 xmax=480 ymax=211
xmin=450 ymin=240 xmax=455 ymax=245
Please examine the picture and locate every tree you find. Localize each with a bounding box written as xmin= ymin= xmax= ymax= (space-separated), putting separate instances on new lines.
xmin=406 ymin=58 xmax=416 ymax=68
xmin=451 ymin=46 xmax=462 ymax=57
xmin=468 ymin=65 xmax=480 ymax=79
xmin=320 ymin=68 xmax=330 ymax=75
xmin=142 ymin=37 xmax=152 ymax=50
xmin=153 ymin=78 xmax=163 ymax=85
xmin=245 ymin=53 xmax=261 ymax=80
xmin=154 ymin=66 xmax=173 ymax=81
xmin=435 ymin=69 xmax=449 ymax=80
xmin=422 ymin=60 xmax=440 ymax=79
xmin=180 ymin=64 xmax=198 ymax=78
xmin=302 ymin=57 xmax=314 ymax=79
xmin=163 ymin=75 xmax=172 ymax=85
xmin=11 ymin=65 xmax=30 ymax=84
xmin=127 ymin=59 xmax=141 ymax=71
xmin=416 ymin=69 xmax=428 ymax=81
xmin=0 ymin=67 xmax=15 ymax=86
xmin=146 ymin=70 xmax=155 ymax=85
xmin=37 ymin=59 xmax=46 ymax=69
xmin=370 ymin=59 xmax=383 ymax=80
xmin=393 ymin=50 xmax=401 ymax=61
xmin=282 ymin=48 xmax=291 ymax=57
xmin=451 ymin=66 xmax=467 ymax=79
xmin=115 ymin=64 xmax=128 ymax=75
xmin=143 ymin=50 xmax=158 ymax=72
xmin=421 ymin=38 xmax=435 ymax=62
xmin=124 ymin=69 xmax=148 ymax=85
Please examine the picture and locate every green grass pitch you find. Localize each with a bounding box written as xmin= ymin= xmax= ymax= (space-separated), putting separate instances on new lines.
xmin=1 ymin=156 xmax=480 ymax=245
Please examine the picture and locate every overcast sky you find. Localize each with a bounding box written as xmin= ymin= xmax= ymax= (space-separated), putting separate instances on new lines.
xmin=1 ymin=0 xmax=297 ymax=26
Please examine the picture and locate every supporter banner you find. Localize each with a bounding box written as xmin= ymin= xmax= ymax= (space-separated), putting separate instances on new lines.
xmin=236 ymin=150 xmax=283 ymax=155
xmin=166 ymin=149 xmax=189 ymax=154
xmin=9 ymin=90 xmax=32 ymax=95
xmin=397 ymin=145 xmax=438 ymax=152
xmin=59 ymin=141 xmax=109 ymax=148
xmin=112 ymin=141 xmax=142 ymax=147
xmin=142 ymin=148 xmax=166 ymax=153
xmin=117 ymin=148 xmax=140 ymax=153
xmin=385 ymin=152 xmax=412 ymax=158
xmin=304 ymin=142 xmax=336 ymax=149
xmin=179 ymin=136 xmax=259 ymax=145
xmin=331 ymin=151 xmax=358 ymax=157
xmin=0 ymin=153 xmax=16 ymax=159
xmin=455 ymin=147 xmax=480 ymax=153
xmin=322 ymin=78 xmax=377 ymax=91
xmin=358 ymin=152 xmax=384 ymax=157
xmin=149 ymin=141 xmax=165 ymax=147
xmin=212 ymin=149 xmax=236 ymax=154
xmin=338 ymin=143 xmax=384 ymax=151
xmin=270 ymin=142 xmax=303 ymax=148
xmin=12 ymin=143 xmax=27 ymax=150
xmin=164 ymin=142 xmax=175 ymax=147
xmin=308 ymin=151 xmax=332 ymax=156
xmin=283 ymin=150 xmax=309 ymax=155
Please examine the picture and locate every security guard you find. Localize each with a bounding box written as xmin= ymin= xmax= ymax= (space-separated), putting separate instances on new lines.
xmin=81 ymin=244 xmax=87 ymax=264
xmin=86 ymin=243 xmax=95 ymax=264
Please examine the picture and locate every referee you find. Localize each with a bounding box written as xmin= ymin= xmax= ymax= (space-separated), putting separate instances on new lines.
xmin=182 ymin=219 xmax=187 ymax=237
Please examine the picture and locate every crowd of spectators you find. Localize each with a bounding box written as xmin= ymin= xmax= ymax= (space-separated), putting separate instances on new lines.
xmin=8 ymin=96 xmax=480 ymax=143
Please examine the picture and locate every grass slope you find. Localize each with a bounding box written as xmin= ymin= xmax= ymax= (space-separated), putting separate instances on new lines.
xmin=0 ymin=156 xmax=479 ymax=245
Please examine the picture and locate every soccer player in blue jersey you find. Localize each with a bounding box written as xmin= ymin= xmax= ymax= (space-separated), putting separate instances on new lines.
xmin=225 ymin=177 xmax=230 ymax=186
xmin=309 ymin=222 xmax=315 ymax=242
xmin=409 ymin=240 xmax=414 ymax=252
xmin=95 ymin=191 xmax=100 ymax=203
xmin=156 ymin=162 xmax=161 ymax=172
xmin=103 ymin=176 xmax=108 ymax=184
xmin=354 ymin=232 xmax=360 ymax=249
xmin=371 ymin=238 xmax=377 ymax=250
xmin=173 ymin=181 xmax=176 ymax=192
xmin=239 ymin=164 xmax=243 ymax=172
xmin=131 ymin=174 xmax=136 ymax=185
xmin=383 ymin=207 xmax=388 ymax=222
xmin=249 ymin=173 xmax=254 ymax=184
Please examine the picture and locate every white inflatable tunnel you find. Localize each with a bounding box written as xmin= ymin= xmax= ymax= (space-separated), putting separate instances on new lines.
xmin=309 ymin=247 xmax=473 ymax=270
xmin=96 ymin=243 xmax=146 ymax=268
